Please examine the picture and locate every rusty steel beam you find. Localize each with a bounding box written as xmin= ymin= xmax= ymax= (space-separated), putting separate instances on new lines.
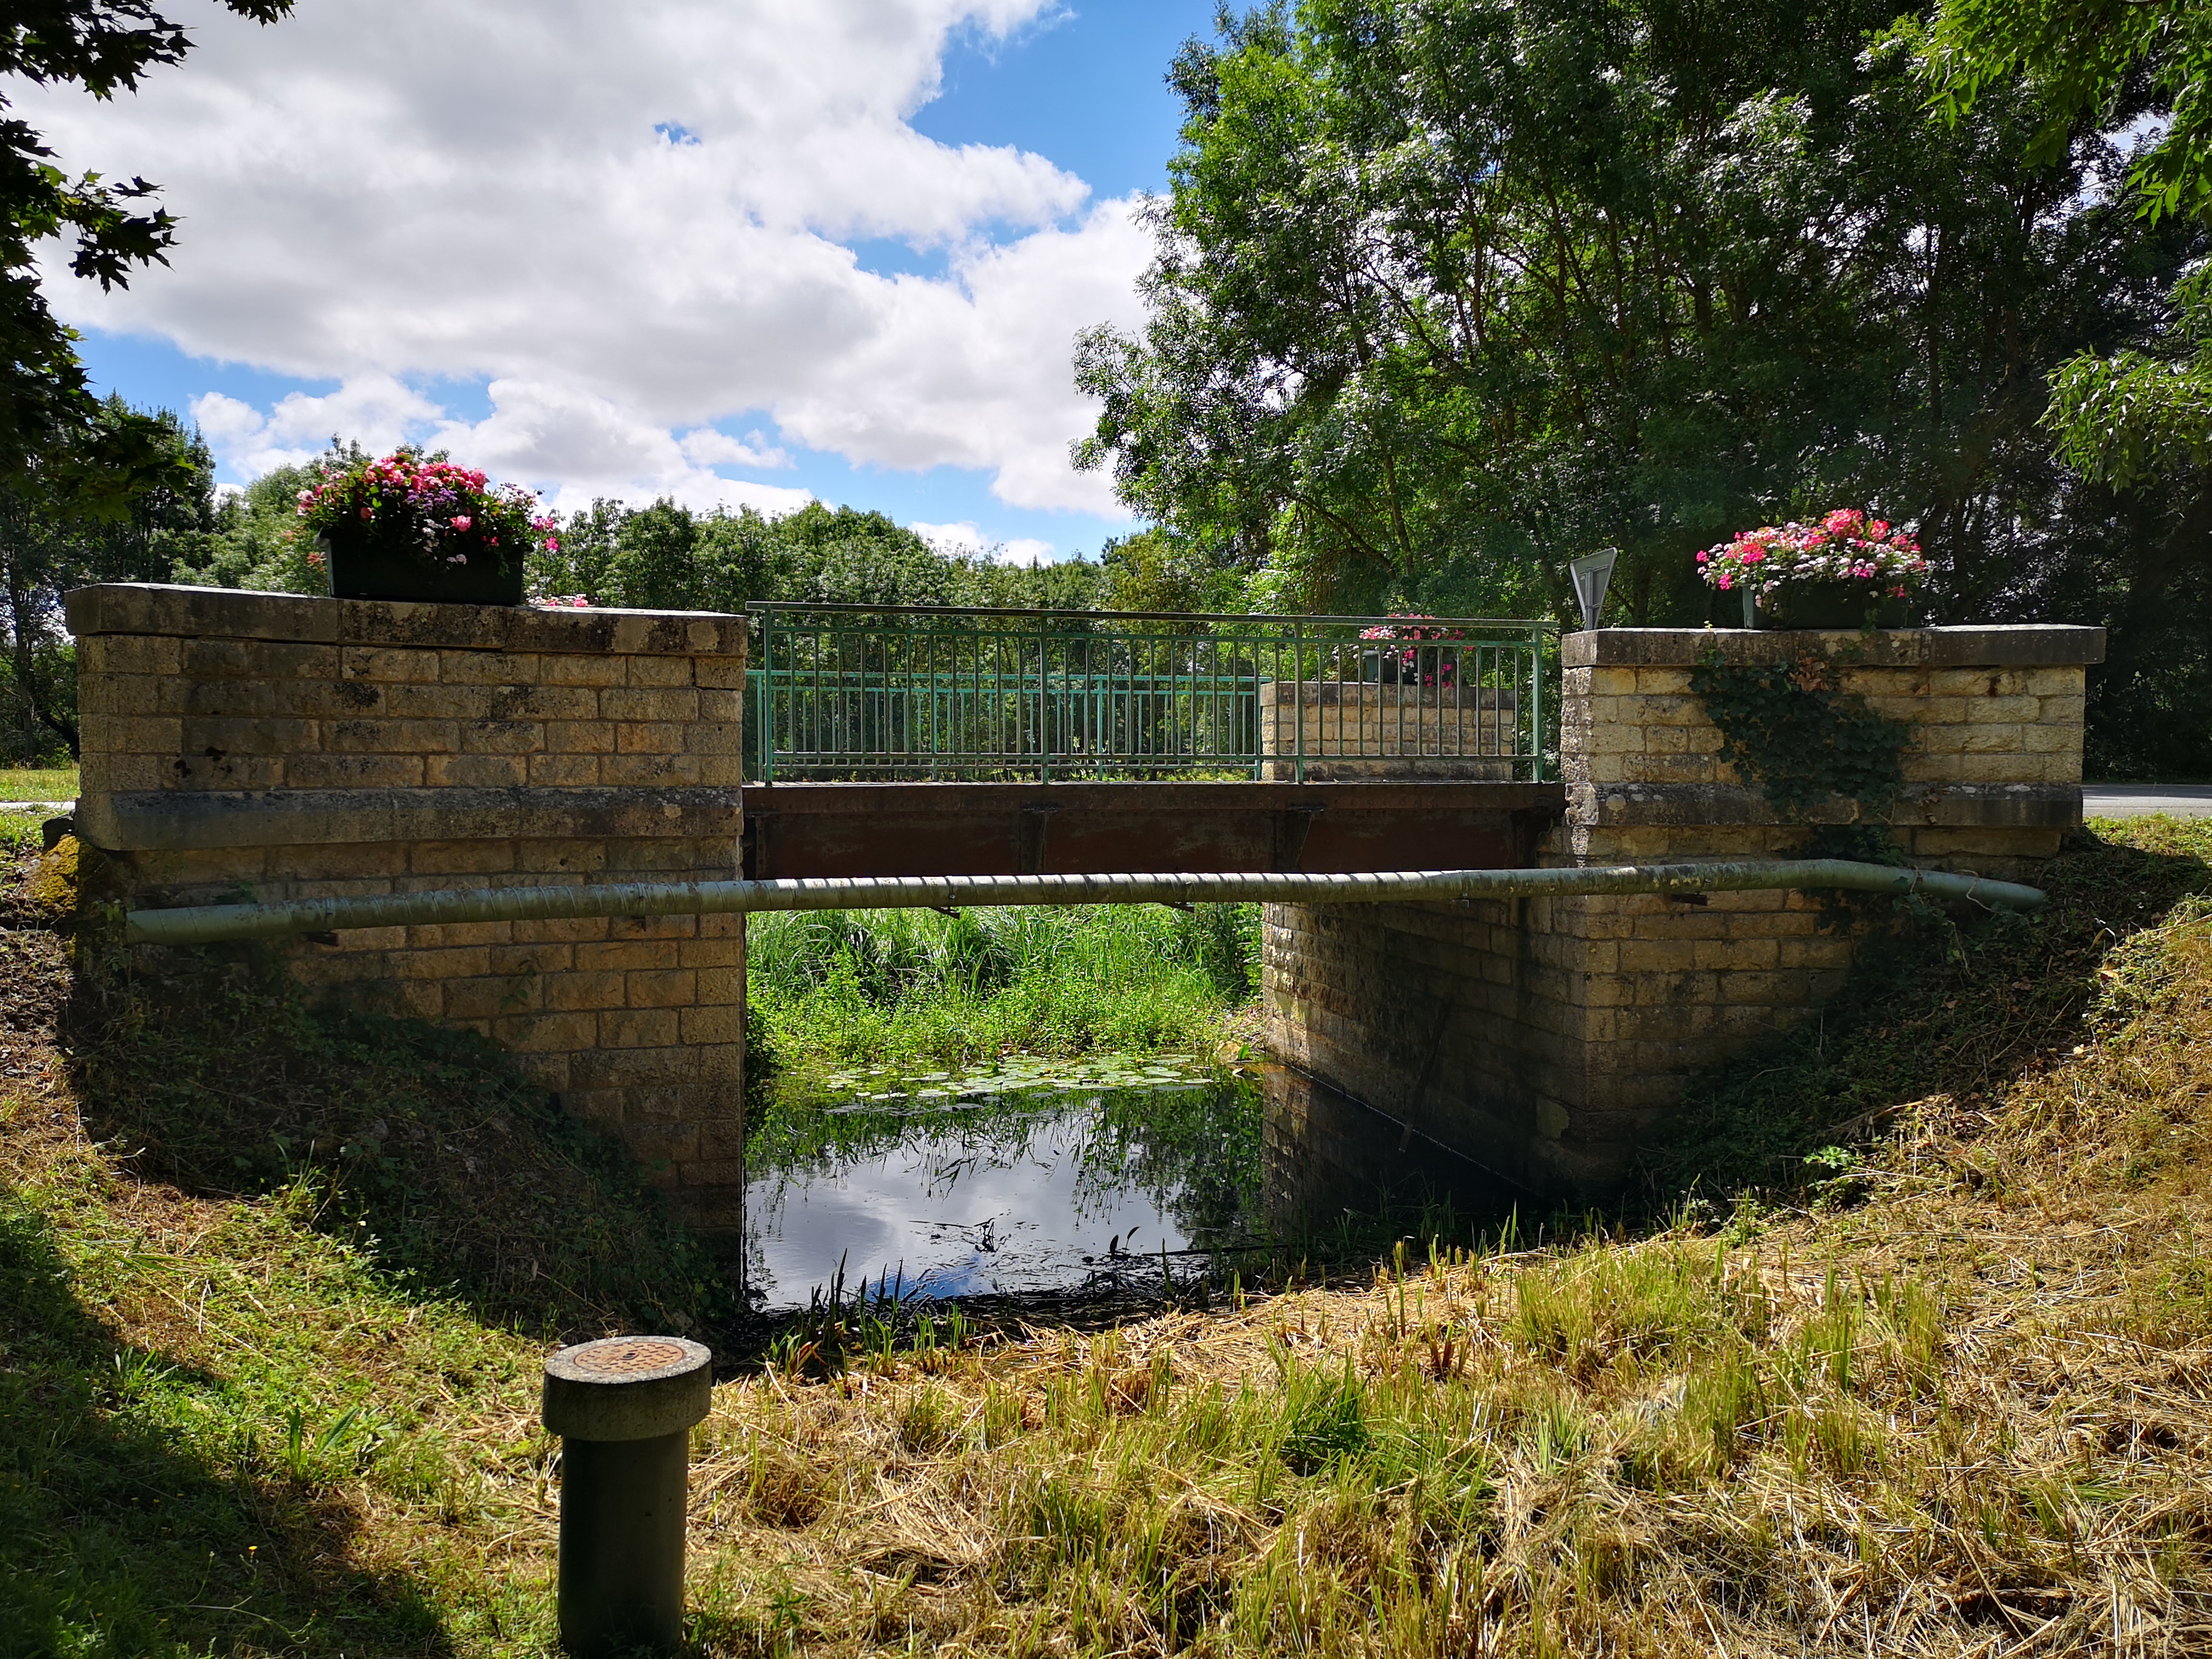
xmin=738 ymin=781 xmax=1565 ymax=880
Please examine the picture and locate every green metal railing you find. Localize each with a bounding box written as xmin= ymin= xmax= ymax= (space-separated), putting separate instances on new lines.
xmin=745 ymin=604 xmax=1560 ymax=783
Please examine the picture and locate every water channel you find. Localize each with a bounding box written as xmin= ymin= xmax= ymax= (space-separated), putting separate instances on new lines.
xmin=741 ymin=1059 xmax=1520 ymax=1311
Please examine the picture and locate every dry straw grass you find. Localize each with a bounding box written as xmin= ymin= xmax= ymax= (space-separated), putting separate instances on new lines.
xmin=674 ymin=899 xmax=2212 ymax=1656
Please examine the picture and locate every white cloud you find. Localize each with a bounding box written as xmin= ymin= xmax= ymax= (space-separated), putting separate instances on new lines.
xmin=21 ymin=0 xmax=1153 ymax=516
xmin=193 ymin=377 xmax=816 ymax=517
xmin=679 ymin=429 xmax=792 ymax=470
xmin=912 ymin=519 xmax=1056 ymax=564
xmin=191 ymin=375 xmax=441 ymax=475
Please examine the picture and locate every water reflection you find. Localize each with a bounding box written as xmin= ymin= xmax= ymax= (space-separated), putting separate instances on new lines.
xmin=742 ymin=1063 xmax=1524 ymax=1311
xmin=1260 ymin=1063 xmax=1524 ymax=1233
xmin=742 ymin=1076 xmax=1261 ymax=1310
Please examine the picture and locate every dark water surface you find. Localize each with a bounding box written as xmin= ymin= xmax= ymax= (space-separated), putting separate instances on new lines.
xmin=742 ymin=1061 xmax=1261 ymax=1309
xmin=742 ymin=1061 xmax=1520 ymax=1311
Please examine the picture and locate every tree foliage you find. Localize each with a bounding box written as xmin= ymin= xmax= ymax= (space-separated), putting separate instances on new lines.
xmin=1923 ymin=0 xmax=2212 ymax=776
xmin=1927 ymin=0 xmax=2212 ymax=223
xmin=0 ymin=396 xmax=213 ymax=759
xmin=531 ymin=498 xmax=1110 ymax=614
xmin=0 ymin=0 xmax=293 ymax=494
xmin=1077 ymin=0 xmax=2209 ymax=769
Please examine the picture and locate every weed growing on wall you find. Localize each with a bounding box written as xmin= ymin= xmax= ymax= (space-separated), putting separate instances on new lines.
xmin=1687 ymin=646 xmax=1914 ymax=820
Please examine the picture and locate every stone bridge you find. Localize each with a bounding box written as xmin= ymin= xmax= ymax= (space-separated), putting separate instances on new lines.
xmin=68 ymin=583 xmax=2100 ymax=1226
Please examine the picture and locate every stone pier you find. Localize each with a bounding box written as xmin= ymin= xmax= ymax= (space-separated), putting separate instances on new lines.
xmin=69 ymin=584 xmax=749 ymax=1226
xmin=1261 ymin=625 xmax=2105 ymax=1196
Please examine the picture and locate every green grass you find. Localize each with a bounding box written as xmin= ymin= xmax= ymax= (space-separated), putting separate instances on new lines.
xmin=746 ymin=902 xmax=1261 ymax=1096
xmin=0 ymin=765 xmax=76 ymax=801
xmin=0 ymin=1141 xmax=549 ymax=1657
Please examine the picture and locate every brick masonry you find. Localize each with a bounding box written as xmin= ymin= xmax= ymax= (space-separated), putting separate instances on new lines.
xmin=1261 ymin=625 xmax=2106 ymax=1196
xmin=69 ymin=583 xmax=749 ymax=1228
xmin=1257 ymin=681 xmax=1520 ymax=780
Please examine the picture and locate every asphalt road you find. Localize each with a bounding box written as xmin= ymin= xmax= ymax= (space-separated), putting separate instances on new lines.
xmin=2082 ymin=785 xmax=2212 ymax=819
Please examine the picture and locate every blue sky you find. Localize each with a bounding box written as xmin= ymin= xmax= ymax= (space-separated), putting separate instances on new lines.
xmin=58 ymin=1 xmax=1213 ymax=564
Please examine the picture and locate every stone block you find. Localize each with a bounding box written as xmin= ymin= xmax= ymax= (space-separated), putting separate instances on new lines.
xmin=528 ymin=752 xmax=602 ymax=786
xmin=282 ymin=753 xmax=426 ymax=789
xmin=615 ymin=722 xmax=686 ymax=754
xmin=626 ymin=968 xmax=697 ymax=1008
xmin=458 ymin=720 xmax=545 ymax=757
xmin=600 ymin=686 xmax=699 ymax=722
xmin=443 ymin=975 xmax=540 ymax=1019
xmin=625 ymin=654 xmax=697 ymax=688
xmin=597 ymin=1008 xmax=683 ymax=1049
xmin=602 ymin=752 xmax=703 ymax=786
xmin=545 ymin=720 xmax=616 ymax=754
xmin=402 ymin=921 xmax=511 ymax=949
xmin=511 ymin=915 xmax=614 ymax=944
xmin=680 ymin=1005 xmax=745 ymax=1044
xmin=493 ymin=1010 xmax=600 ymax=1053
xmin=492 ymin=943 xmax=571 ymax=974
xmin=545 ymin=969 xmax=628 ymax=1010
xmin=539 ymin=653 xmax=630 ymax=686
xmin=343 ymin=646 xmax=441 ymax=683
xmin=327 ymin=717 xmax=460 ymax=754
xmin=438 ymin=649 xmax=542 ymax=685
xmin=426 ymin=754 xmax=528 ymax=788
xmin=84 ymin=633 xmax=181 ymax=675
xmin=407 ymin=839 xmax=518 ymax=876
xmin=575 ymin=938 xmax=675 ymax=972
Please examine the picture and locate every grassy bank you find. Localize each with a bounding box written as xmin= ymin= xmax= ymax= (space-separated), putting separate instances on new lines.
xmin=0 ymin=766 xmax=76 ymax=801
xmin=746 ymin=902 xmax=1260 ymax=1094
xmin=2 ymin=819 xmax=2210 ymax=1652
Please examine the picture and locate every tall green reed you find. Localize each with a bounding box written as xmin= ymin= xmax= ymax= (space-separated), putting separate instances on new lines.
xmin=747 ymin=902 xmax=1261 ymax=1086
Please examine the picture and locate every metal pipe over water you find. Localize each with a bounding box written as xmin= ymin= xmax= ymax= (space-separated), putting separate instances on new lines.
xmin=124 ymin=859 xmax=2045 ymax=946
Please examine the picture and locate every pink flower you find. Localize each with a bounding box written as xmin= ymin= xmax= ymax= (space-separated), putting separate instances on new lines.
xmin=451 ymin=515 xmax=472 ymax=531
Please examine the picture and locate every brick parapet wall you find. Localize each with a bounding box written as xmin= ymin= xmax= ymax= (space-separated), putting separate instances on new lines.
xmin=1261 ymin=623 xmax=2106 ymax=1196
xmin=67 ymin=584 xmax=749 ymax=1227
xmin=1256 ymin=682 xmax=1520 ymax=780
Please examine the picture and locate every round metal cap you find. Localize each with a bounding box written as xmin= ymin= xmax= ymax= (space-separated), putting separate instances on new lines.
xmin=543 ymin=1335 xmax=712 ymax=1443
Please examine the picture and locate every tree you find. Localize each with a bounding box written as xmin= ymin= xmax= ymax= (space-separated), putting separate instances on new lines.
xmin=550 ymin=497 xmax=1110 ymax=614
xmin=169 ymin=457 xmax=327 ymax=595
xmin=1076 ymin=0 xmax=2195 ymax=633
xmin=0 ymin=1 xmax=295 ymax=494
xmin=1926 ymin=0 xmax=2212 ymax=776
xmin=0 ymin=395 xmax=213 ymax=757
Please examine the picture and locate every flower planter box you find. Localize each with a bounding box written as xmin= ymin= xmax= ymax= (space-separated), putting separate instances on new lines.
xmin=324 ymin=529 xmax=526 ymax=606
xmin=1752 ymin=581 xmax=1914 ymax=630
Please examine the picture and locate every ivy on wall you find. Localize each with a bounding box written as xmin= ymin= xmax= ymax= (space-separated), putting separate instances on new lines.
xmin=1687 ymin=649 xmax=1914 ymax=821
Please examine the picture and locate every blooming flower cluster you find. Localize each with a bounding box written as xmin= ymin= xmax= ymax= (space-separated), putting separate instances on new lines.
xmin=1358 ymin=615 xmax=1464 ymax=688
xmin=1697 ymin=508 xmax=1928 ymax=597
xmin=296 ymin=449 xmax=561 ymax=571
xmin=532 ymin=594 xmax=593 ymax=609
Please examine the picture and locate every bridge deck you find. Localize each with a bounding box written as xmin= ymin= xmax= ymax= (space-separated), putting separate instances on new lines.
xmin=740 ymin=781 xmax=1564 ymax=880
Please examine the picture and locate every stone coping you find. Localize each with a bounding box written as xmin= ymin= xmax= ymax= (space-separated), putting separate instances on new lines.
xmin=81 ymin=785 xmax=742 ymax=852
xmin=65 ymin=584 xmax=748 ymax=658
xmin=1563 ymin=625 xmax=2105 ymax=669
xmin=1566 ymin=780 xmax=2081 ymax=830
